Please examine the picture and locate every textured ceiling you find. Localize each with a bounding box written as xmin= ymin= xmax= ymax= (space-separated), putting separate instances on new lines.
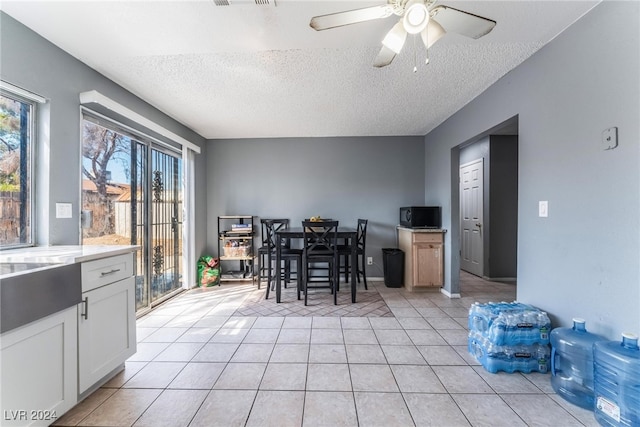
xmin=1 ymin=1 xmax=599 ymax=139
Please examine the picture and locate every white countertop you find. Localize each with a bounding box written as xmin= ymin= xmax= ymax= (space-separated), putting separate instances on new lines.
xmin=397 ymin=226 xmax=446 ymax=233
xmin=0 ymin=245 xmax=140 ymax=264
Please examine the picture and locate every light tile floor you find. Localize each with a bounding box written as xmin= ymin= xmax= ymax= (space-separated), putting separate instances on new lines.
xmin=54 ymin=272 xmax=599 ymax=426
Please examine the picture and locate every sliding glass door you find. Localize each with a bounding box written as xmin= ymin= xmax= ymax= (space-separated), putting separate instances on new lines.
xmin=81 ymin=114 xmax=183 ymax=313
xmin=149 ymin=148 xmax=183 ymax=302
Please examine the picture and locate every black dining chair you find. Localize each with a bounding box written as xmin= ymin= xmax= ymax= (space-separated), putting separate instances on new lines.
xmin=301 ymin=220 xmax=339 ymax=305
xmin=257 ymin=218 xmax=271 ymax=289
xmin=338 ymin=218 xmax=368 ymax=290
xmin=302 ymin=218 xmax=334 ymax=284
xmin=261 ymin=219 xmax=303 ymax=300
xmin=258 ymin=218 xmax=289 ymax=290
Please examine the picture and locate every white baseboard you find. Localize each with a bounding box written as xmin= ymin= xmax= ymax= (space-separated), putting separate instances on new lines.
xmin=440 ymin=288 xmax=461 ymax=299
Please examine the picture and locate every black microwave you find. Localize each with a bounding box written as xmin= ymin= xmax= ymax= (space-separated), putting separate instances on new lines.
xmin=400 ymin=206 xmax=441 ymax=228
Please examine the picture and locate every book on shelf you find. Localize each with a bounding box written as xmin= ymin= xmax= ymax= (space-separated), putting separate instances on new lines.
xmin=231 ymin=224 xmax=252 ymax=232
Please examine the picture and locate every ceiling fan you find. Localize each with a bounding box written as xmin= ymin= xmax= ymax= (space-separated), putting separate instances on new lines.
xmin=310 ymin=0 xmax=496 ymax=68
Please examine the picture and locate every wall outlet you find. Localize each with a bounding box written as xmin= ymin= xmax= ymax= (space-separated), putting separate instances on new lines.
xmin=367 ymin=257 xmax=373 ymax=265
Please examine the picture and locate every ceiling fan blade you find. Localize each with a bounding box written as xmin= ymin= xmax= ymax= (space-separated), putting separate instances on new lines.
xmin=430 ymin=5 xmax=496 ymax=39
xmin=374 ymin=20 xmax=407 ymax=68
xmin=381 ymin=20 xmax=407 ymax=53
xmin=373 ymin=45 xmax=397 ymax=68
xmin=420 ymin=19 xmax=446 ymax=49
xmin=310 ymin=5 xmax=395 ymax=31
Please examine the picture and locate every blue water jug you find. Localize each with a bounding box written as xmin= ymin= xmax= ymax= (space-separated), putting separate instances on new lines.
xmin=594 ymin=333 xmax=640 ymax=427
xmin=550 ymin=318 xmax=606 ymax=409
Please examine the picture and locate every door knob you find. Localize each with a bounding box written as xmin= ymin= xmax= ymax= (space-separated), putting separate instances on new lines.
xmin=476 ymin=223 xmax=482 ymax=228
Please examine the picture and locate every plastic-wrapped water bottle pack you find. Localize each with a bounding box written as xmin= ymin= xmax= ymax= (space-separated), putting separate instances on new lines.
xmin=468 ymin=301 xmax=551 ymax=373
xmin=468 ymin=331 xmax=550 ymax=373
xmin=468 ymin=301 xmax=551 ymax=346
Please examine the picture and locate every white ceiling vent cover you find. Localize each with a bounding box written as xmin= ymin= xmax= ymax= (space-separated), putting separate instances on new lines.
xmin=213 ymin=0 xmax=276 ymax=6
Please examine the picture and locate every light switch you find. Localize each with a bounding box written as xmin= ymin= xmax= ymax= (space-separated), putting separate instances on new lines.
xmin=56 ymin=203 xmax=73 ymax=219
xmin=538 ymin=201 xmax=548 ymax=218
xmin=602 ymin=127 xmax=618 ymax=150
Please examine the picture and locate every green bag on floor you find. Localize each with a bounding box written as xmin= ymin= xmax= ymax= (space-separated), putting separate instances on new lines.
xmin=197 ymin=256 xmax=220 ymax=287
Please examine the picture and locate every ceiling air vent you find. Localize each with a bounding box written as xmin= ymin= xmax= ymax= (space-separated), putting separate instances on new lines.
xmin=213 ymin=0 xmax=276 ymax=5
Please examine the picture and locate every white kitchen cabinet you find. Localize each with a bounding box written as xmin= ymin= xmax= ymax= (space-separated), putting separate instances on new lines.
xmin=78 ymin=253 xmax=136 ymax=395
xmin=0 ymin=307 xmax=77 ymax=427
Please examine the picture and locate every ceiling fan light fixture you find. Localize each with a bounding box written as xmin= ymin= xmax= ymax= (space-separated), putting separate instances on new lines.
xmin=403 ymin=0 xmax=429 ymax=34
xmin=381 ymin=20 xmax=407 ymax=54
xmin=308 ymin=0 xmax=496 ymax=69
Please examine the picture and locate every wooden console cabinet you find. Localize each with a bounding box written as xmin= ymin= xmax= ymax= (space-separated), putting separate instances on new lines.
xmin=397 ymin=227 xmax=444 ymax=291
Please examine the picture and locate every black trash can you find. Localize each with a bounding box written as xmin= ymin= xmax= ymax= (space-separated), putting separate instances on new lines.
xmin=382 ymin=248 xmax=404 ymax=288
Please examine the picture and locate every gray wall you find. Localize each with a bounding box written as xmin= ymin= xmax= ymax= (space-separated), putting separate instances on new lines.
xmin=206 ymin=136 xmax=425 ymax=276
xmin=424 ymin=1 xmax=640 ymax=338
xmin=488 ymin=136 xmax=518 ymax=279
xmin=0 ymin=12 xmax=207 ymax=253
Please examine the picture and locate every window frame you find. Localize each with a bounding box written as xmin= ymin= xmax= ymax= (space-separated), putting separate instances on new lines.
xmin=0 ymin=86 xmax=37 ymax=249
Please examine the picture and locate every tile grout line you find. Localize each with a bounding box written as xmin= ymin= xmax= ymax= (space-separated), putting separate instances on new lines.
xmin=60 ymin=277 xmax=589 ymax=426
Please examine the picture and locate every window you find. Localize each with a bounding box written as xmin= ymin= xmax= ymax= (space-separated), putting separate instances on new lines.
xmin=0 ymin=89 xmax=35 ymax=248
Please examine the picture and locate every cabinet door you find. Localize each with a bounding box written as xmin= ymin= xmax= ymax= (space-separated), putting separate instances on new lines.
xmin=414 ymin=243 xmax=443 ymax=287
xmin=1 ymin=307 xmax=77 ymax=426
xmin=397 ymin=228 xmax=413 ymax=288
xmin=78 ymin=277 xmax=136 ymax=394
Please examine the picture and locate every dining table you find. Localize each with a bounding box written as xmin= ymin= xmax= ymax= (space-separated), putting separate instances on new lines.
xmin=273 ymin=226 xmax=358 ymax=304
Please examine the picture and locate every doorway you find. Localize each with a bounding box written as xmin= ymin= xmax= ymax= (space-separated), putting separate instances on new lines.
xmin=457 ymin=126 xmax=518 ymax=282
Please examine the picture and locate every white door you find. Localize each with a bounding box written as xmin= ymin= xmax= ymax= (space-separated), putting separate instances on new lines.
xmin=460 ymin=159 xmax=484 ymax=276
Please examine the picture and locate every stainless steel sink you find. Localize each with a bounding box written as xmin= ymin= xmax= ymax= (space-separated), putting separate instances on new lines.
xmin=1 ymin=262 xmax=82 ymax=333
xmin=0 ymin=262 xmax=59 ymax=275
